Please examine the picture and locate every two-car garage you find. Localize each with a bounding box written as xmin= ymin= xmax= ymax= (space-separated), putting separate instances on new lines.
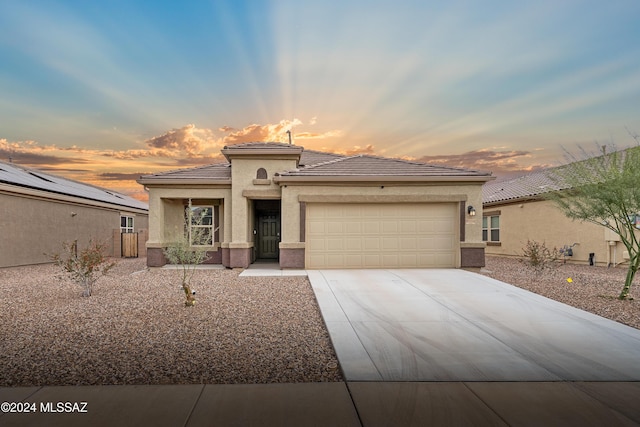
xmin=305 ymin=203 xmax=459 ymax=269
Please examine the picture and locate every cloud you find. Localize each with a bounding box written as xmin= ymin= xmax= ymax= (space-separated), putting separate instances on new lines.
xmin=295 ymin=129 xmax=343 ymax=140
xmin=144 ymin=124 xmax=217 ymax=156
xmin=219 ymin=119 xmax=303 ymax=145
xmin=0 ymin=117 xmax=343 ymax=203
xmin=0 ymin=138 xmax=89 ymax=165
xmin=217 ymin=118 xmax=343 ymax=145
xmin=416 ymin=149 xmax=551 ymax=178
xmin=344 ymin=144 xmax=377 ymax=156
xmin=98 ymin=172 xmax=150 ymax=181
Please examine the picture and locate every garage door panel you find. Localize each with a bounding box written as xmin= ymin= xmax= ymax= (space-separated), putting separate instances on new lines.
xmin=399 ymin=237 xmax=417 ymax=250
xmin=308 ymin=222 xmax=326 ymax=234
xmin=306 ymin=203 xmax=458 ymax=268
xmin=327 ymin=222 xmax=344 ymax=234
xmin=346 ymin=239 xmax=362 ymax=250
xmin=382 ymin=237 xmax=399 ymax=250
xmin=364 ymin=254 xmax=382 ymax=267
xmin=362 ymin=222 xmax=380 ymax=234
xmin=362 ymin=237 xmax=380 ymax=250
xmin=380 ymin=222 xmax=396 ymax=234
xmin=400 ymin=220 xmax=418 ymax=233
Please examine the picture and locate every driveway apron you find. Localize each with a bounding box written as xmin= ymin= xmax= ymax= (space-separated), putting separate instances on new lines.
xmin=307 ymin=269 xmax=640 ymax=382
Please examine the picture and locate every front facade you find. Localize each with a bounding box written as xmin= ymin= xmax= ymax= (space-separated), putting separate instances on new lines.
xmin=138 ymin=142 xmax=493 ymax=269
xmin=482 ymin=170 xmax=628 ymax=267
xmin=0 ymin=161 xmax=149 ymax=268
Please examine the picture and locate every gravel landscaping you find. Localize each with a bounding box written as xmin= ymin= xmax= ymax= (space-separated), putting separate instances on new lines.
xmin=481 ymin=255 xmax=640 ymax=330
xmin=0 ymin=259 xmax=341 ymax=387
xmin=2 ymin=256 xmax=638 ymax=387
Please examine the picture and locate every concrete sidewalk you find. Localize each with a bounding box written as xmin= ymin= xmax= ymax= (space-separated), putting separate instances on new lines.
xmin=2 ymin=381 xmax=640 ymax=426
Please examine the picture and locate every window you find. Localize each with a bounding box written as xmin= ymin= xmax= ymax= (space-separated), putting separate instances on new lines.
xmin=121 ymin=216 xmax=134 ymax=233
xmin=256 ymin=168 xmax=268 ymax=179
xmin=188 ymin=205 xmax=213 ymax=246
xmin=483 ymin=215 xmax=500 ymax=242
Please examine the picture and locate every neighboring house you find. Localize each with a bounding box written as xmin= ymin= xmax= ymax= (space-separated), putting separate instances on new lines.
xmin=137 ymin=142 xmax=493 ymax=269
xmin=0 ymin=160 xmax=149 ymax=268
xmin=482 ymin=169 xmax=627 ymax=267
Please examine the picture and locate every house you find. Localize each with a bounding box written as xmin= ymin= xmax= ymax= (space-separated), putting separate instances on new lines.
xmin=482 ymin=168 xmax=627 ymax=267
xmin=0 ymin=160 xmax=149 ymax=268
xmin=137 ymin=142 xmax=492 ymax=269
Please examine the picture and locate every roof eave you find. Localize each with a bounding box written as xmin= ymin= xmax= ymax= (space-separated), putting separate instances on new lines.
xmin=483 ymin=194 xmax=545 ymax=207
xmin=136 ymin=178 xmax=232 ymax=186
xmin=221 ymin=147 xmax=303 ymax=162
xmin=273 ymin=175 xmax=494 ymax=184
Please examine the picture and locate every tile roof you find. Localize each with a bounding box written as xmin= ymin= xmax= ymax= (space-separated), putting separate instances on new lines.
xmin=298 ymin=149 xmax=344 ymax=167
xmin=482 ymin=148 xmax=636 ymax=205
xmin=482 ymin=171 xmax=562 ymax=205
xmin=0 ymin=160 xmax=148 ymax=210
xmin=139 ymin=144 xmax=492 ymax=183
xmin=138 ymin=163 xmax=231 ymax=181
xmin=279 ymin=154 xmax=492 ymax=177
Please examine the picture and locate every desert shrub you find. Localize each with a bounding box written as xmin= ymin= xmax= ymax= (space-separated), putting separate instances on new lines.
xmin=521 ymin=240 xmax=559 ymax=271
xmin=51 ymin=240 xmax=115 ymax=297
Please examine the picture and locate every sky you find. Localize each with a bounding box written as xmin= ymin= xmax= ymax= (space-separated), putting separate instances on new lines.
xmin=1 ymin=0 xmax=639 ymax=201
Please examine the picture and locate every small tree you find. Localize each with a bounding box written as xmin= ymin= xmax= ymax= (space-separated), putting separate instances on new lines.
xmin=544 ymin=141 xmax=640 ymax=299
xmin=51 ymin=240 xmax=115 ymax=297
xmin=163 ymin=200 xmax=212 ymax=306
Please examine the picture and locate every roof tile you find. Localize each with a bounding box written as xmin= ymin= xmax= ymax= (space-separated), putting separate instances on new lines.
xmin=281 ymin=154 xmax=491 ymax=177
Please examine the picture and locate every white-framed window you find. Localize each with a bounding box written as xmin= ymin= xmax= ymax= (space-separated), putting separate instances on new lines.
xmin=482 ymin=214 xmax=500 ymax=242
xmin=121 ymin=215 xmax=134 ymax=233
xmin=187 ymin=205 xmax=214 ymax=246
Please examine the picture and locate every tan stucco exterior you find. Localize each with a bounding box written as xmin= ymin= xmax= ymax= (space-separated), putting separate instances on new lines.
xmin=0 ymin=186 xmax=148 ymax=268
xmin=140 ymin=144 xmax=491 ymax=269
xmin=484 ymin=198 xmax=629 ymax=267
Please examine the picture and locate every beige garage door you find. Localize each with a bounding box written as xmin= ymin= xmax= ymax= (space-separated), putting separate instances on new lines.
xmin=306 ymin=203 xmax=458 ymax=269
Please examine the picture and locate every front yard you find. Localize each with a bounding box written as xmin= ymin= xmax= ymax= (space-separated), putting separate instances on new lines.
xmin=0 ymin=258 xmax=342 ymax=386
xmin=482 ymin=256 xmax=640 ymax=330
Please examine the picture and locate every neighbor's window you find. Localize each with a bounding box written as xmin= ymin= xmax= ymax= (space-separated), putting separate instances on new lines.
xmin=188 ymin=205 xmax=213 ymax=246
xmin=482 ymin=215 xmax=500 ymax=242
xmin=121 ymin=216 xmax=134 ymax=233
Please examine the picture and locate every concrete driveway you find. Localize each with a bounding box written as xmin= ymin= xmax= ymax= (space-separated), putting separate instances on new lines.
xmin=308 ymin=269 xmax=640 ymax=382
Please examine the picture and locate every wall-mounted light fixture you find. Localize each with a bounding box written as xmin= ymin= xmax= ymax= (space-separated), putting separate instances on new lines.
xmin=467 ymin=206 xmax=476 ymax=216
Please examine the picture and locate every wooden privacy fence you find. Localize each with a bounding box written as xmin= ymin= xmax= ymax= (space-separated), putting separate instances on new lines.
xmin=121 ymin=232 xmax=138 ymax=258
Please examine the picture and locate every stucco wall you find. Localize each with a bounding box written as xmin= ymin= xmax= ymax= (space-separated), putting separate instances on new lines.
xmin=484 ymin=199 xmax=629 ymax=266
xmin=145 ymin=186 xmax=230 ymax=249
xmin=0 ymin=192 xmax=148 ymax=268
xmin=230 ymin=158 xmax=297 ymax=244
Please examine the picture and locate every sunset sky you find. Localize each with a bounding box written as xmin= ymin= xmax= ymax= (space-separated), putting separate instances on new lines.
xmin=1 ymin=0 xmax=639 ymax=201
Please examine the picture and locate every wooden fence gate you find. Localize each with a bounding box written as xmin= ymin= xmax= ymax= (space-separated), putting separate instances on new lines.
xmin=121 ymin=232 xmax=138 ymax=258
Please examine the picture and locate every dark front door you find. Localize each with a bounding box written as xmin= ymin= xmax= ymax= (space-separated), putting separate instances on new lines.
xmin=257 ymin=214 xmax=280 ymax=260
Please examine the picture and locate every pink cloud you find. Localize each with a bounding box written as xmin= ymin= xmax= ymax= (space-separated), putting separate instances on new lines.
xmin=416 ymin=149 xmax=551 ymax=178
xmin=144 ymin=124 xmax=216 ymax=155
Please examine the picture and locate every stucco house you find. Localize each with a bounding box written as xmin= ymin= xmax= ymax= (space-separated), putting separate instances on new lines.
xmin=138 ymin=142 xmax=493 ymax=269
xmin=482 ymin=168 xmax=628 ymax=267
xmin=0 ymin=160 xmax=149 ymax=268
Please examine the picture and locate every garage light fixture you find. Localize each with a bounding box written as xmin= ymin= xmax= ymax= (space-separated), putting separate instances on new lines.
xmin=467 ymin=206 xmax=476 ymax=216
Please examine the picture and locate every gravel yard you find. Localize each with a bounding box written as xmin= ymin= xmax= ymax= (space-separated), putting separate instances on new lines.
xmin=481 ymin=256 xmax=640 ymax=330
xmin=0 ymin=259 xmax=341 ymax=387
xmin=2 ymin=256 xmax=639 ymax=387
